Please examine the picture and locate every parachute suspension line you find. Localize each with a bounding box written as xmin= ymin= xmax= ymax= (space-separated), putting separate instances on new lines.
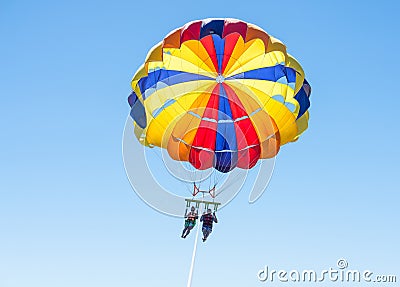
xmin=211 ymin=113 xmax=266 ymax=197
xmin=179 ymin=98 xmax=202 ymax=189
xmin=210 ymin=170 xmax=216 ymax=197
xmin=188 ymin=163 xmax=198 ymax=197
xmin=212 ymin=171 xmax=216 ymax=189
xmin=194 ymin=164 xmax=202 ymax=192
xmin=208 ymin=170 xmax=212 ymax=193
xmin=185 ymin=164 xmax=199 ymax=198
xmin=212 ymin=168 xmax=221 ymax=191
xmin=148 ymin=147 xmax=194 ymax=198
xmin=182 ymin=163 xmax=193 ymax=197
xmin=214 ymin=168 xmax=224 ymax=187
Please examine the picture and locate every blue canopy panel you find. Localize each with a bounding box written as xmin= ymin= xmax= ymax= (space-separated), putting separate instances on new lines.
xmin=200 ymin=19 xmax=225 ymax=39
xmin=294 ymin=79 xmax=311 ymax=119
xmin=137 ymin=69 xmax=213 ymax=100
xmin=211 ymin=34 xmax=225 ymax=74
xmin=226 ymin=65 xmax=297 ymax=83
xmin=215 ymin=84 xmax=238 ymax=173
xmin=128 ymin=91 xmax=147 ymax=129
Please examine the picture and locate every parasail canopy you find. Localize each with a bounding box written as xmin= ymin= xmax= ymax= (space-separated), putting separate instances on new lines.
xmin=128 ymin=18 xmax=311 ymax=174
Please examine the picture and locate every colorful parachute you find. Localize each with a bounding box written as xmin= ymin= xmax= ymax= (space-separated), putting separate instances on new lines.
xmin=128 ymin=18 xmax=311 ymax=174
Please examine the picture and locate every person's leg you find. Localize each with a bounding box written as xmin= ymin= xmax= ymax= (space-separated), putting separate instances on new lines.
xmin=183 ymin=226 xmax=192 ymax=238
xmin=182 ymin=226 xmax=189 ymax=238
xmin=202 ymin=227 xmax=207 ymax=240
xmin=205 ymin=227 xmax=212 ymax=239
xmin=202 ymin=226 xmax=212 ymax=241
xmin=185 ymin=225 xmax=194 ymax=236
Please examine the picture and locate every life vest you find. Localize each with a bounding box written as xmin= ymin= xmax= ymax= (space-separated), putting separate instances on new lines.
xmin=185 ymin=212 xmax=197 ymax=226
xmin=187 ymin=212 xmax=197 ymax=220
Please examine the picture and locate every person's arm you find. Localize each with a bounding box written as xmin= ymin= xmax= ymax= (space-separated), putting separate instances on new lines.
xmin=200 ymin=214 xmax=204 ymax=222
xmin=213 ymin=213 xmax=218 ymax=223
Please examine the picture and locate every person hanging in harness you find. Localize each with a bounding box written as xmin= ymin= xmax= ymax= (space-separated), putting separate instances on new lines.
xmin=200 ymin=208 xmax=218 ymax=242
xmin=181 ymin=206 xmax=198 ymax=239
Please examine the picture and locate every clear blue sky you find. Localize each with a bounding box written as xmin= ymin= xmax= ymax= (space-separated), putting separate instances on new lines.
xmin=1 ymin=0 xmax=399 ymax=286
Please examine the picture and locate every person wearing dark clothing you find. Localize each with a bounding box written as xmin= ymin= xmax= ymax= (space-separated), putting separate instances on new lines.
xmin=200 ymin=208 xmax=218 ymax=242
